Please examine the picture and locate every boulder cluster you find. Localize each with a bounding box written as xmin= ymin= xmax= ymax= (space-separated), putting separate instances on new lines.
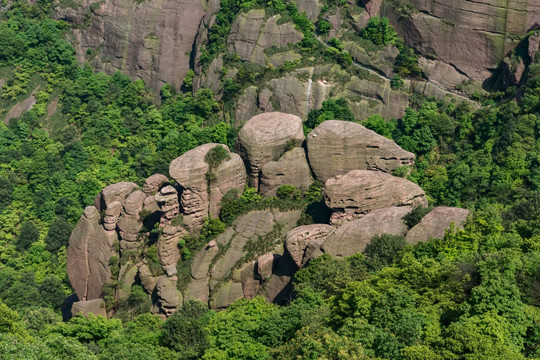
xmin=67 ymin=112 xmax=468 ymax=317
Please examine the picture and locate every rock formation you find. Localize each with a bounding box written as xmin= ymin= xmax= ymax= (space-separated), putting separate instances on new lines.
xmin=67 ymin=111 xmax=470 ymax=316
xmin=320 ymin=206 xmax=412 ymax=258
xmin=237 ymin=112 xmax=305 ymax=187
xmin=54 ymin=0 xmax=220 ymax=90
xmin=285 ymin=224 xmax=334 ymax=267
xmin=307 ymin=120 xmax=415 ymax=182
xmin=406 ymin=207 xmax=469 ymax=244
xmin=169 ymin=143 xmax=246 ymax=229
xmin=67 ymin=206 xmax=117 ymax=301
xmin=259 ymin=148 xmax=312 ymax=196
xmin=324 ymin=170 xmax=427 ymax=224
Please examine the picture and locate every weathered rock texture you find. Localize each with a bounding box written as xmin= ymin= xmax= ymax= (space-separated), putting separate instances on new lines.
xmin=285 ymin=224 xmax=334 ymax=267
xmin=156 ymin=276 xmax=182 ymax=316
xmin=260 ymin=148 xmax=312 ymax=196
xmin=325 ymin=170 xmax=427 ymax=224
xmin=307 ymin=120 xmax=415 ymax=182
xmin=228 ymin=10 xmax=303 ymax=65
xmin=320 ymin=206 xmax=412 ymax=258
xmin=67 ymin=206 xmax=117 ymax=301
xmin=71 ymin=299 xmax=107 ymax=317
xmin=406 ymin=206 xmax=469 ymax=244
xmin=55 ymin=0 xmax=219 ymax=90
xmin=186 ymin=209 xmax=301 ymax=309
xmin=169 ymin=143 xmax=246 ymax=229
xmin=382 ymin=0 xmax=540 ymax=81
xmin=237 ymin=112 xmax=305 ymax=187
xmin=158 ymin=225 xmax=186 ymax=276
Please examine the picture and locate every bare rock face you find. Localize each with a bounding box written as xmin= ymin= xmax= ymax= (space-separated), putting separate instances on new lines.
xmin=321 ymin=206 xmax=412 ymax=258
xmin=143 ymin=174 xmax=168 ymax=195
xmin=169 ymin=143 xmax=246 ymax=229
xmin=307 ymin=120 xmax=415 ymax=183
xmin=67 ymin=206 xmax=117 ymax=301
xmin=418 ymin=57 xmax=469 ymax=90
xmin=157 ymin=225 xmax=186 ymax=276
xmin=237 ymin=112 xmax=305 ymax=187
xmin=406 ymin=207 xmax=469 ymax=244
xmin=383 ymin=0 xmax=540 ymax=81
xmin=117 ymin=190 xmax=146 ymax=250
xmin=71 ymin=299 xmax=107 ymax=318
xmin=56 ymin=0 xmax=216 ymax=90
xmin=285 ymin=224 xmax=334 ymax=267
xmin=138 ymin=264 xmax=158 ymax=294
xmin=260 ymin=148 xmax=312 ymax=196
xmin=94 ymin=182 xmax=139 ymax=213
xmin=325 ymin=170 xmax=427 ymax=224
xmin=228 ymin=10 xmax=303 ymax=65
xmin=256 ymin=253 xmax=278 ymax=280
xmin=156 ymin=276 xmax=182 ymax=316
xmin=155 ymin=185 xmax=180 ymax=227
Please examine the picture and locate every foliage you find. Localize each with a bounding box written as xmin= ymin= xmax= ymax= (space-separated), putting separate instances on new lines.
xmin=304 ymin=98 xmax=355 ymax=131
xmin=403 ymin=206 xmax=433 ymax=228
xmin=205 ymin=145 xmax=230 ymax=170
xmin=360 ymin=16 xmax=398 ymax=46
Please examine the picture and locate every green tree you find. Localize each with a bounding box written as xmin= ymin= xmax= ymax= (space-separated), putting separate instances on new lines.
xmin=17 ymin=222 xmax=40 ymax=251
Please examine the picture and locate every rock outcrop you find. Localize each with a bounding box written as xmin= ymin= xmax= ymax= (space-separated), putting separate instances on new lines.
xmin=406 ymin=207 xmax=469 ymax=244
xmin=320 ymin=206 xmax=412 ymax=258
xmin=169 ymin=144 xmax=246 ymax=229
xmin=228 ymin=10 xmax=303 ymax=66
xmin=382 ymin=0 xmax=540 ymax=81
xmin=260 ymin=148 xmax=312 ymax=196
xmin=71 ymin=299 xmax=107 ymax=318
xmin=307 ymin=120 xmax=415 ymax=182
xmin=67 ymin=206 xmax=117 ymax=301
xmin=237 ymin=112 xmax=305 ymax=187
xmin=156 ymin=276 xmax=182 ymax=316
xmin=324 ymin=170 xmax=427 ymax=224
xmin=285 ymin=224 xmax=334 ymax=267
xmin=55 ymin=0 xmax=219 ymax=90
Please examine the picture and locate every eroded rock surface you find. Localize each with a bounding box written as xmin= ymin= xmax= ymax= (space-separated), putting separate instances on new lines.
xmin=143 ymin=174 xmax=168 ymax=195
xmin=67 ymin=206 xmax=117 ymax=301
xmin=307 ymin=120 xmax=415 ymax=182
xmin=325 ymin=170 xmax=427 ymax=224
xmin=260 ymin=148 xmax=312 ymax=196
xmin=237 ymin=112 xmax=304 ymax=187
xmin=406 ymin=207 xmax=469 ymax=244
xmin=156 ymin=276 xmax=182 ymax=316
xmin=321 ymin=206 xmax=412 ymax=258
xmin=285 ymin=224 xmax=334 ymax=267
xmin=71 ymin=299 xmax=107 ymax=317
xmin=169 ymin=143 xmax=246 ymax=229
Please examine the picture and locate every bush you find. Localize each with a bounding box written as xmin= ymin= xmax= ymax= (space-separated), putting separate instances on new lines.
xmin=317 ymin=20 xmax=331 ymax=35
xmin=403 ymin=206 xmax=433 ymax=228
xmin=205 ymin=145 xmax=230 ymax=170
xmin=17 ymin=222 xmax=40 ymax=251
xmin=200 ymin=218 xmax=226 ymax=241
xmin=45 ymin=216 xmax=72 ymax=252
xmin=363 ymin=234 xmax=407 ymax=271
xmin=360 ymin=16 xmax=397 ymax=46
xmin=390 ymin=75 xmax=404 ymax=90
xmin=276 ymin=185 xmax=297 ymax=199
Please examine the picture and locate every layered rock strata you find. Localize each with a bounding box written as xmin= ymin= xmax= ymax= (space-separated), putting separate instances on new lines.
xmin=324 ymin=170 xmax=427 ymax=224
xmin=237 ymin=112 xmax=305 ymax=187
xmin=307 ymin=120 xmax=415 ymax=182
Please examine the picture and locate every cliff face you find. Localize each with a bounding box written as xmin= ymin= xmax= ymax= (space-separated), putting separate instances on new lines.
xmin=54 ymin=0 xmax=220 ymax=90
xmin=66 ymin=113 xmax=469 ymax=317
xmin=382 ymin=0 xmax=540 ymax=81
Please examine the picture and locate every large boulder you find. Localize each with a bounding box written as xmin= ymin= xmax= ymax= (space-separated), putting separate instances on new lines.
xmin=157 ymin=225 xmax=186 ymax=276
xmin=156 ymin=276 xmax=182 ymax=316
xmin=259 ymin=148 xmax=312 ymax=196
xmin=117 ymin=190 xmax=146 ymax=250
xmin=142 ymin=174 xmax=168 ymax=195
xmin=406 ymin=207 xmax=469 ymax=244
xmin=67 ymin=206 xmax=117 ymax=301
xmin=320 ymin=206 xmax=412 ymax=258
xmin=285 ymin=224 xmax=334 ymax=267
xmin=237 ymin=112 xmax=304 ymax=188
xmin=71 ymin=299 xmax=107 ymax=318
xmin=307 ymin=120 xmax=415 ymax=183
xmin=324 ymin=170 xmax=427 ymax=224
xmin=169 ymin=143 xmax=246 ymax=229
xmin=94 ymin=182 xmax=138 ymax=213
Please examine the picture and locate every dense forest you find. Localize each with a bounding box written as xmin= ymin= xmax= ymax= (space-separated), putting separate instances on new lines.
xmin=0 ymin=0 xmax=539 ymax=359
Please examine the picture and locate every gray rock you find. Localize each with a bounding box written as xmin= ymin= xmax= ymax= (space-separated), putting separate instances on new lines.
xmin=71 ymin=299 xmax=107 ymax=318
xmin=324 ymin=170 xmax=427 ymax=224
xmin=285 ymin=224 xmax=334 ymax=267
xmin=259 ymin=148 xmax=312 ymax=196
xmin=237 ymin=112 xmax=304 ymax=187
xmin=307 ymin=120 xmax=415 ymax=183
xmin=142 ymin=174 xmax=168 ymax=195
xmin=406 ymin=207 xmax=469 ymax=244
xmin=321 ymin=206 xmax=412 ymax=258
